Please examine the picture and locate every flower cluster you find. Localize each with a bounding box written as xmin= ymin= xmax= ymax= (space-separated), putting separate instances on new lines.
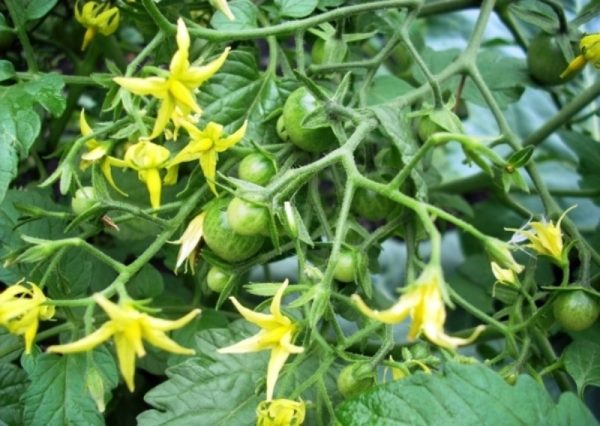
xmin=352 ymin=265 xmax=484 ymax=350
xmin=77 ymin=19 xmax=246 ymax=207
xmin=0 ymin=282 xmax=54 ymax=354
xmin=48 ymin=294 xmax=200 ymax=391
xmin=75 ymin=1 xmax=120 ymax=51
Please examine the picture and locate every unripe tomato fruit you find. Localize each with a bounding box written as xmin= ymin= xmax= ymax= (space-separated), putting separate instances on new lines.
xmin=553 ymin=290 xmax=600 ymax=332
xmin=71 ymin=186 xmax=98 ymax=215
xmin=333 ymin=250 xmax=357 ymax=283
xmin=337 ymin=363 xmax=375 ymax=398
xmin=282 ymin=87 xmax=336 ymax=153
xmin=227 ymin=197 xmax=270 ymax=236
xmin=527 ymin=33 xmax=574 ymax=86
xmin=417 ymin=115 xmax=445 ymax=143
xmin=238 ymin=153 xmax=276 ymax=186
xmin=207 ymin=265 xmax=232 ymax=293
xmin=352 ymin=188 xmax=395 ymax=221
xmin=203 ymin=198 xmax=265 ymax=262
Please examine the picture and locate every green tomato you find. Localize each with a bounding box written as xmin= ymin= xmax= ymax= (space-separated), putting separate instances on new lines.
xmin=337 ymin=363 xmax=375 ymax=398
xmin=71 ymin=186 xmax=98 ymax=215
xmin=416 ymin=115 xmax=445 ymax=143
xmin=527 ymin=33 xmax=574 ymax=86
xmin=351 ymin=188 xmax=395 ymax=221
xmin=206 ymin=266 xmax=233 ymax=293
xmin=282 ymin=87 xmax=337 ymax=153
xmin=333 ymin=250 xmax=357 ymax=283
xmin=226 ymin=197 xmax=270 ymax=237
xmin=203 ymin=198 xmax=265 ymax=262
xmin=238 ymin=153 xmax=276 ymax=186
xmin=553 ymin=290 xmax=600 ymax=332
xmin=311 ymin=39 xmax=326 ymax=65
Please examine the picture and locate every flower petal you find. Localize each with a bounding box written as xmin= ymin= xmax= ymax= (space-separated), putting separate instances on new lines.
xmin=113 ymin=332 xmax=139 ymax=392
xmin=47 ymin=323 xmax=115 ymax=354
xmin=114 ymin=77 xmax=169 ymax=97
xmin=199 ymin=150 xmax=218 ymax=195
xmin=215 ymin=120 xmax=247 ymax=153
xmin=265 ymin=346 xmax=291 ymax=401
xmin=150 ymin=96 xmax=176 ymax=139
xmin=181 ymin=48 xmax=231 ymax=88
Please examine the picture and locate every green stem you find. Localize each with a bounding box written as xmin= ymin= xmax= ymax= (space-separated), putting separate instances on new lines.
xmin=5 ymin=0 xmax=38 ymax=72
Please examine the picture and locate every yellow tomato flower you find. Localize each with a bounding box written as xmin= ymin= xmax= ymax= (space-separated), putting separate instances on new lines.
xmin=0 ymin=282 xmax=55 ymax=354
xmin=491 ymin=262 xmax=519 ymax=287
xmin=256 ymin=399 xmax=306 ymax=426
xmin=218 ymin=280 xmax=304 ymax=400
xmin=74 ymin=1 xmax=120 ymax=51
xmin=168 ymin=120 xmax=247 ymax=195
xmin=352 ymin=266 xmax=484 ymax=350
xmin=48 ymin=294 xmax=200 ymax=391
xmin=78 ymin=110 xmax=122 ymax=190
xmin=561 ymin=33 xmax=600 ymax=79
xmin=209 ymin=0 xmax=236 ymax=21
xmin=173 ymin=212 xmax=206 ymax=274
xmin=105 ymin=140 xmax=171 ymax=208
xmin=114 ymin=19 xmax=230 ymax=139
xmin=508 ymin=206 xmax=575 ymax=265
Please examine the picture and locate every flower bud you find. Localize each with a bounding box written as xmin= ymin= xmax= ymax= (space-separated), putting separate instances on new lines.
xmin=484 ymin=238 xmax=524 ymax=273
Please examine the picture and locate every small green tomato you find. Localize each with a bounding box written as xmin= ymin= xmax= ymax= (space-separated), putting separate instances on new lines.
xmin=71 ymin=186 xmax=98 ymax=215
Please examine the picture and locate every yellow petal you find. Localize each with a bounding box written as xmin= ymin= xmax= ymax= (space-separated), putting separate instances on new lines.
xmin=214 ymin=120 xmax=247 ymax=153
xmin=82 ymin=146 xmax=107 ymax=162
xmin=22 ymin=315 xmax=39 ymax=354
xmin=229 ymin=297 xmax=277 ymax=328
xmin=114 ymin=76 xmax=169 ymax=97
xmin=265 ymin=346 xmax=291 ymax=401
xmin=141 ymin=326 xmax=196 ymax=355
xmin=101 ymin=158 xmax=129 ymax=197
xmin=144 ymin=309 xmax=201 ymax=332
xmin=164 ymin=165 xmax=179 ymax=186
xmin=217 ymin=333 xmax=266 ymax=354
xmin=140 ymin=168 xmax=163 ymax=209
xmin=150 ymin=96 xmax=176 ymax=139
xmin=176 ymin=18 xmax=190 ymax=58
xmin=181 ymin=48 xmax=231 ymax=89
xmin=269 ymin=280 xmax=288 ymax=321
xmin=169 ymin=80 xmax=201 ymax=113
xmin=79 ymin=109 xmax=93 ymax=136
xmin=423 ymin=324 xmax=485 ymax=350
xmin=96 ymin=7 xmax=119 ymax=36
xmin=209 ymin=0 xmax=236 ymax=21
xmin=175 ymin=215 xmax=205 ymax=272
xmin=560 ymin=54 xmax=586 ymax=79
xmin=82 ymin=27 xmax=97 ymax=51
xmin=199 ymin=150 xmax=218 ymax=195
xmin=351 ymin=294 xmax=413 ymax=325
xmin=94 ymin=294 xmax=130 ymax=322
xmin=47 ymin=323 xmax=115 ymax=354
xmin=114 ymin=332 xmax=138 ymax=392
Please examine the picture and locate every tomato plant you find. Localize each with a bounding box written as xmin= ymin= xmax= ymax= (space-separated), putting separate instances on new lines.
xmin=1 ymin=1 xmax=600 ymax=424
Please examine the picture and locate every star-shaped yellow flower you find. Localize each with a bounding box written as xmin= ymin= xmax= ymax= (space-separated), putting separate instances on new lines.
xmin=218 ymin=280 xmax=304 ymax=400
xmin=256 ymin=399 xmax=306 ymax=426
xmin=74 ymin=1 xmax=120 ymax=51
xmin=508 ymin=206 xmax=575 ymax=266
xmin=168 ymin=120 xmax=247 ymax=195
xmin=48 ymin=294 xmax=200 ymax=391
xmin=561 ymin=33 xmax=600 ymax=79
xmin=352 ymin=266 xmax=483 ymax=350
xmin=0 ymin=281 xmax=55 ymax=354
xmin=104 ymin=140 xmax=171 ymax=208
xmin=114 ymin=19 xmax=230 ymax=139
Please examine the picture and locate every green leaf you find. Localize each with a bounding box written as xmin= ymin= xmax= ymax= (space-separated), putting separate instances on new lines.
xmin=0 ymin=74 xmax=66 ymax=203
xmin=463 ymin=50 xmax=527 ymax=109
xmin=198 ymin=48 xmax=294 ymax=146
xmin=275 ymin=0 xmax=318 ymax=18
xmin=563 ymin=340 xmax=600 ymax=396
xmin=335 ymin=362 xmax=597 ymax=425
xmin=0 ymin=60 xmax=15 ymax=82
xmin=0 ymin=189 xmax=69 ymax=283
xmin=21 ymin=352 xmax=111 ymax=426
xmin=367 ymin=75 xmax=413 ymax=105
xmin=210 ymin=0 xmax=258 ymax=31
xmin=0 ymin=329 xmax=23 ymax=363
xmin=23 ymin=0 xmax=59 ymax=20
xmin=138 ymin=322 xmax=266 ymax=426
xmin=0 ymin=363 xmax=28 ymax=426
